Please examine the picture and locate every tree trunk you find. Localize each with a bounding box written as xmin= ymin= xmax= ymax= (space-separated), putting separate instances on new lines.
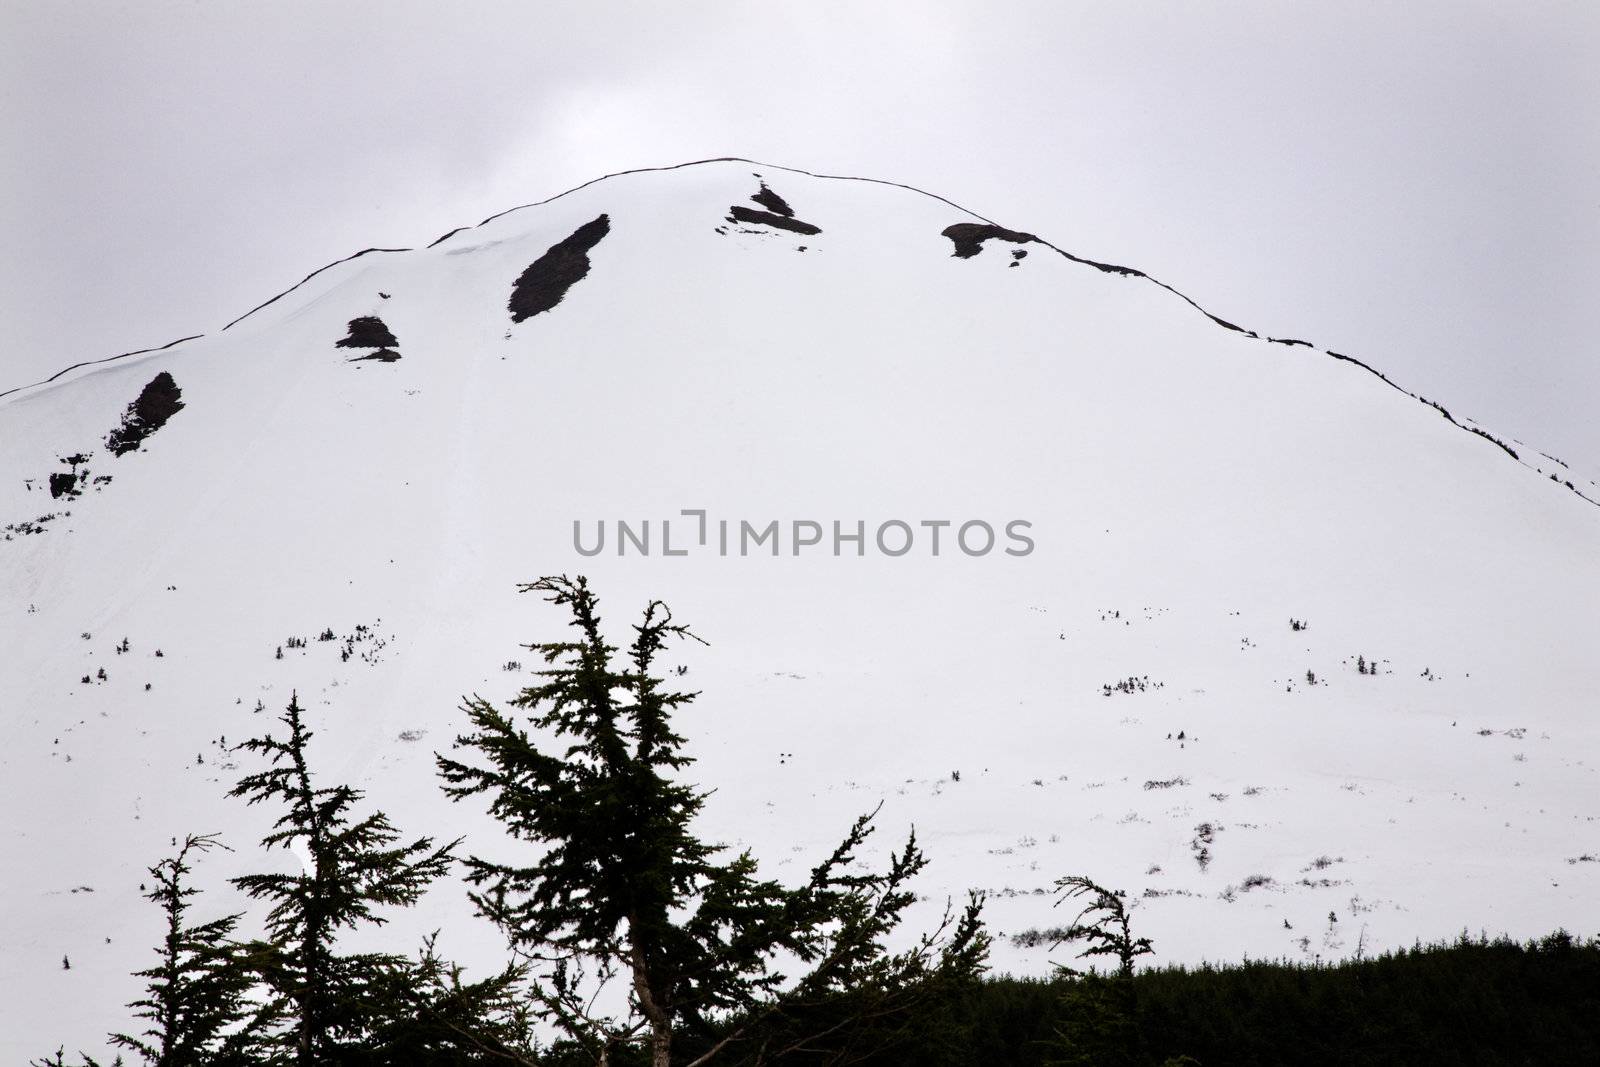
xmin=300 ymin=912 xmax=325 ymax=1067
xmin=628 ymin=914 xmax=673 ymax=1067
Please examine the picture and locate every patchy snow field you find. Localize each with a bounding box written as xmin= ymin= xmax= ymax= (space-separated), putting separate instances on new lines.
xmin=3 ymin=160 xmax=1597 ymax=1060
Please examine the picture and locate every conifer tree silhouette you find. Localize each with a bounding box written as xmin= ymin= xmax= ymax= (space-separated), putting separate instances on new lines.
xmin=438 ymin=575 xmax=987 ymax=1067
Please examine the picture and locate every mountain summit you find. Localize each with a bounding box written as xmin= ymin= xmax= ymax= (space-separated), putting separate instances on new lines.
xmin=3 ymin=159 xmax=1597 ymax=1058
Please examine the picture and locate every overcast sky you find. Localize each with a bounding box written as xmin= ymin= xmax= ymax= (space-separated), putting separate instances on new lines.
xmin=4 ymin=1 xmax=1598 ymax=467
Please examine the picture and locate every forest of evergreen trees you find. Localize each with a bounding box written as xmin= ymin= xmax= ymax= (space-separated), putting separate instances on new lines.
xmin=38 ymin=578 xmax=1600 ymax=1065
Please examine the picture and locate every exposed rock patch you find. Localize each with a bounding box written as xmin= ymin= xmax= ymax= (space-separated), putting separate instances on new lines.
xmin=336 ymin=316 xmax=401 ymax=362
xmin=105 ymin=372 xmax=185 ymax=457
xmin=750 ymin=181 xmax=795 ymax=218
xmin=941 ymin=222 xmax=1038 ymax=259
xmin=508 ymin=214 xmax=611 ymax=322
xmin=725 ymin=179 xmax=821 ymax=235
xmin=727 ymin=205 xmax=822 ymax=236
xmin=335 ymin=316 xmax=400 ymax=362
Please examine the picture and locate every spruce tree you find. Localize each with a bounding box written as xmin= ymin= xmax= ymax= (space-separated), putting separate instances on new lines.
xmin=1047 ymin=876 xmax=1155 ymax=1067
xmin=229 ymin=693 xmax=459 ymax=1064
xmin=108 ymin=834 xmax=271 ymax=1066
xmin=30 ymin=1049 xmax=112 ymax=1067
xmin=359 ymin=933 xmax=540 ymax=1065
xmin=437 ymin=576 xmax=987 ymax=1067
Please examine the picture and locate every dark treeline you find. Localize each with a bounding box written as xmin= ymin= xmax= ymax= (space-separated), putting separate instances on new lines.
xmin=50 ymin=931 xmax=1600 ymax=1065
xmin=39 ymin=578 xmax=1600 ymax=1066
xmin=948 ymin=933 xmax=1600 ymax=1066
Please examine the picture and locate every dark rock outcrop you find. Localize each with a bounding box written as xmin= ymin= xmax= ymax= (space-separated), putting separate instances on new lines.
xmin=105 ymin=372 xmax=185 ymax=457
xmin=750 ymin=182 xmax=795 ymax=218
xmin=336 ymin=316 xmax=399 ymax=350
xmin=726 ymin=205 xmax=821 ymax=235
xmin=941 ymin=222 xmax=1038 ymax=259
xmin=508 ymin=215 xmax=611 ymax=322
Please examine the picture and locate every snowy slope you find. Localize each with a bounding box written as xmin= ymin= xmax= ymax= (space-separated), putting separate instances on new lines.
xmin=3 ymin=159 xmax=1598 ymax=1059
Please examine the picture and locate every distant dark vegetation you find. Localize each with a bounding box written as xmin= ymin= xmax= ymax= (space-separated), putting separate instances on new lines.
xmin=945 ymin=933 xmax=1600 ymax=1066
xmin=941 ymin=222 xmax=1038 ymax=259
xmin=104 ymin=372 xmax=184 ymax=456
xmin=533 ymin=935 xmax=1600 ymax=1063
xmin=508 ymin=214 xmax=611 ymax=322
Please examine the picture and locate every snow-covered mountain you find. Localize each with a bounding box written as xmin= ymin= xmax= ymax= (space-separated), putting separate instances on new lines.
xmin=4 ymin=159 xmax=1597 ymax=1059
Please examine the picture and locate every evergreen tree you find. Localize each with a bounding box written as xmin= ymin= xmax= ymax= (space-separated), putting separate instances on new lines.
xmin=356 ymin=932 xmax=542 ymax=1065
xmin=31 ymin=1049 xmax=114 ymax=1067
xmin=437 ymin=576 xmax=987 ymax=1067
xmin=229 ymin=694 xmax=460 ymax=1064
xmin=1047 ymin=876 xmax=1155 ymax=1067
xmin=108 ymin=834 xmax=271 ymax=1066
